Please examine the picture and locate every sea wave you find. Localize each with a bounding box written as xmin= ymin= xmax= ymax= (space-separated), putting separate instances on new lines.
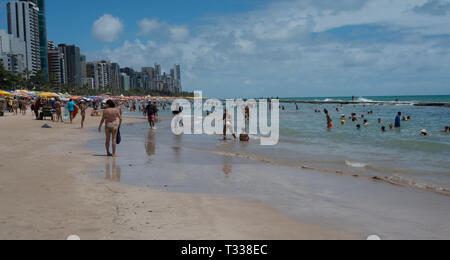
xmin=357 ymin=97 xmax=376 ymax=103
xmin=345 ymin=160 xmax=367 ymax=168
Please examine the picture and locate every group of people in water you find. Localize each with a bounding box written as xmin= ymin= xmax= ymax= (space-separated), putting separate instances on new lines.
xmin=319 ymin=105 xmax=448 ymax=136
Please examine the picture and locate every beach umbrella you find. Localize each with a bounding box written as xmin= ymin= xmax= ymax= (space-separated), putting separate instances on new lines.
xmin=38 ymin=92 xmax=59 ymax=98
xmin=0 ymin=90 xmax=14 ymax=97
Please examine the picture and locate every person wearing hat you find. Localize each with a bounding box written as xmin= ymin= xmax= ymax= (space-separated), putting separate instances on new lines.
xmin=420 ymin=129 xmax=430 ymax=136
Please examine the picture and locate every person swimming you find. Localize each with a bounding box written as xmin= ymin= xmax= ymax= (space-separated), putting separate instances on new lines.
xmin=420 ymin=129 xmax=431 ymax=136
xmin=381 ymin=126 xmax=386 ymax=132
xmin=389 ymin=123 xmax=394 ymax=130
xmin=439 ymin=126 xmax=450 ymax=133
xmin=363 ymin=119 xmax=369 ymax=126
xmin=378 ymin=118 xmax=382 ymax=124
xmin=356 ymin=124 xmax=361 ymax=130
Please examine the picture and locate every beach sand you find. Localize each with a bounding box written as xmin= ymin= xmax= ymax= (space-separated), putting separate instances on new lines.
xmin=0 ymin=111 xmax=356 ymax=240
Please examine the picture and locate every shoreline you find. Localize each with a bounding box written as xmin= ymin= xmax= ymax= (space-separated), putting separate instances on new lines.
xmin=86 ymin=116 xmax=450 ymax=239
xmin=278 ymin=100 xmax=450 ymax=107
xmin=0 ymin=111 xmax=356 ymax=240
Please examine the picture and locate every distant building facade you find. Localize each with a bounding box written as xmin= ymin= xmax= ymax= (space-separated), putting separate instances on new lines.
xmin=0 ymin=29 xmax=26 ymax=74
xmin=58 ymin=44 xmax=81 ymax=87
xmin=7 ymin=0 xmax=41 ymax=75
xmin=47 ymin=40 xmax=64 ymax=86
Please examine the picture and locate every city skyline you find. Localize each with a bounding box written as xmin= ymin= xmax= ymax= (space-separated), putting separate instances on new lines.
xmin=0 ymin=0 xmax=183 ymax=94
xmin=1 ymin=0 xmax=450 ymax=97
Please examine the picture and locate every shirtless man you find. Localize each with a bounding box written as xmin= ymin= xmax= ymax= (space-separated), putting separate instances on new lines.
xmin=98 ymin=100 xmax=122 ymax=157
xmin=80 ymin=101 xmax=88 ymax=128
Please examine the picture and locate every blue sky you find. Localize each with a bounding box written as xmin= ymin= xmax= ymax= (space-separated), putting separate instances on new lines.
xmin=1 ymin=0 xmax=450 ymax=98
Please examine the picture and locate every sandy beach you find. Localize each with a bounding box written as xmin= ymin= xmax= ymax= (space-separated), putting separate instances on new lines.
xmin=0 ymin=110 xmax=355 ymax=240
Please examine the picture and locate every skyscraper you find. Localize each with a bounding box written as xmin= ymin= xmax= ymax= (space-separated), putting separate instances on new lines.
xmin=86 ymin=61 xmax=113 ymax=90
xmin=21 ymin=0 xmax=48 ymax=75
xmin=120 ymin=67 xmax=137 ymax=89
xmin=47 ymin=40 xmax=64 ymax=86
xmin=0 ymin=29 xmax=26 ymax=73
xmin=142 ymin=67 xmax=155 ymax=90
xmin=174 ymin=64 xmax=181 ymax=93
xmin=58 ymin=44 xmax=81 ymax=87
xmin=111 ymin=63 xmax=121 ymax=90
xmin=7 ymin=0 xmax=41 ymax=75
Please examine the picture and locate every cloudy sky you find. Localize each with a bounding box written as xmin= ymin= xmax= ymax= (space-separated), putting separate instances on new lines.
xmin=1 ymin=0 xmax=450 ymax=97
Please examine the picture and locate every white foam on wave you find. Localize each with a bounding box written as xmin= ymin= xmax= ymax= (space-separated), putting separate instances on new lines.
xmin=345 ymin=160 xmax=367 ymax=168
xmin=357 ymin=97 xmax=376 ymax=103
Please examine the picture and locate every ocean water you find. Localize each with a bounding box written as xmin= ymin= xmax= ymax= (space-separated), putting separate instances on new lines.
xmin=90 ymin=97 xmax=450 ymax=239
xmin=119 ymin=95 xmax=450 ymax=193
xmin=279 ymin=95 xmax=450 ymax=104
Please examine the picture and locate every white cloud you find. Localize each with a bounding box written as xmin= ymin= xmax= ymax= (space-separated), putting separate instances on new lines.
xmin=235 ymin=39 xmax=256 ymax=54
xmin=169 ymin=26 xmax=190 ymax=41
xmin=97 ymin=0 xmax=450 ymax=97
xmin=138 ymin=18 xmax=163 ymax=35
xmin=92 ymin=14 xmax=124 ymax=43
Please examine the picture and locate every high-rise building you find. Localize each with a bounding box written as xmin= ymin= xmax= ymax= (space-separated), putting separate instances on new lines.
xmin=0 ymin=29 xmax=26 ymax=73
xmin=142 ymin=67 xmax=156 ymax=90
xmin=81 ymin=77 xmax=94 ymax=89
xmin=58 ymin=44 xmax=81 ymax=87
xmin=154 ymin=63 xmax=161 ymax=81
xmin=120 ymin=67 xmax=137 ymax=89
xmin=80 ymin=55 xmax=87 ymax=79
xmin=120 ymin=73 xmax=130 ymax=91
xmin=86 ymin=61 xmax=112 ymax=90
xmin=47 ymin=40 xmax=64 ymax=86
xmin=174 ymin=64 xmax=181 ymax=81
xmin=21 ymin=0 xmax=48 ymax=75
xmin=7 ymin=0 xmax=41 ymax=75
xmin=111 ymin=63 xmax=121 ymax=90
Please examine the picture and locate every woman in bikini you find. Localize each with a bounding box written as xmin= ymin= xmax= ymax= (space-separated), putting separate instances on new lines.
xmin=80 ymin=101 xmax=88 ymax=128
xmin=98 ymin=100 xmax=122 ymax=157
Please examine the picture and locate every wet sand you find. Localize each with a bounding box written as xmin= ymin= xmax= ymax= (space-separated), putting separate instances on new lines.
xmin=89 ymin=116 xmax=450 ymax=240
xmin=0 ymin=110 xmax=355 ymax=240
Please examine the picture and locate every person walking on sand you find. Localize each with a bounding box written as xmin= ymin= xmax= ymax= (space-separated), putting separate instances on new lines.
xmin=223 ymin=109 xmax=237 ymax=140
xmin=54 ymin=98 xmax=63 ymax=123
xmin=67 ymin=99 xmax=76 ymax=124
xmin=98 ymin=100 xmax=122 ymax=157
xmin=80 ymin=101 xmax=88 ymax=129
xmin=145 ymin=101 xmax=156 ymax=129
xmin=33 ymin=98 xmax=41 ymax=119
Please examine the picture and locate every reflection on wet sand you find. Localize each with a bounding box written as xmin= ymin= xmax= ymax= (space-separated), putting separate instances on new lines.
xmin=171 ymin=135 xmax=182 ymax=164
xmin=105 ymin=158 xmax=121 ymax=182
xmin=222 ymin=156 xmax=232 ymax=178
xmin=145 ymin=130 xmax=156 ymax=159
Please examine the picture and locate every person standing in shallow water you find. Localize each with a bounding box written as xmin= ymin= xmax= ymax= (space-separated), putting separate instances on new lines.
xmin=324 ymin=109 xmax=333 ymax=129
xmin=395 ymin=112 xmax=402 ymax=128
xmin=98 ymin=100 xmax=122 ymax=157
